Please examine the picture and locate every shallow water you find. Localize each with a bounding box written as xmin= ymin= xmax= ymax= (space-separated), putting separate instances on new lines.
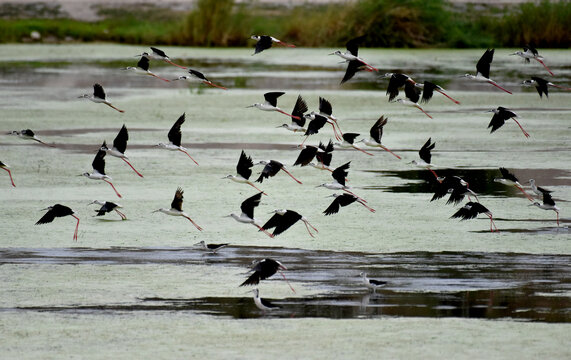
xmin=0 ymin=44 xmax=570 ymax=359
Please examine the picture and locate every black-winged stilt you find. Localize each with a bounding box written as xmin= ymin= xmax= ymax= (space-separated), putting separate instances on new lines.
xmin=451 ymin=201 xmax=498 ymax=232
xmin=462 ymin=49 xmax=512 ymax=94
xmin=335 ymin=133 xmax=374 ymax=156
xmin=360 ymin=272 xmax=387 ymax=293
xmin=8 ymin=129 xmax=54 ymax=147
xmin=529 ymin=191 xmax=560 ymax=226
xmin=247 ymin=92 xmax=299 ymax=119
xmin=194 ymin=240 xmax=229 ymax=253
xmin=278 ymin=95 xmax=308 ymax=133
xmin=82 ymin=148 xmax=122 ymax=198
xmin=89 ymin=200 xmax=126 ymax=220
xmin=416 ymin=81 xmax=460 ymax=105
xmin=310 ymin=140 xmax=335 ymax=172
xmin=510 ymin=45 xmax=554 ymax=76
xmin=494 ymin=167 xmax=534 ymax=201
xmin=431 ymin=175 xmax=478 ymax=205
xmin=359 ymin=115 xmax=401 ymax=159
xmin=36 ymin=204 xmax=80 ymax=241
xmin=528 ymin=179 xmax=552 ymax=198
xmin=396 ymin=81 xmax=433 ymax=119
xmin=155 ymin=113 xmax=199 ymax=165
xmin=487 ymin=107 xmax=529 ymax=138
xmin=240 ymin=258 xmax=294 ymax=293
xmin=251 ymin=35 xmax=295 ymax=55
xmin=251 ymin=288 xmax=280 ymax=312
xmin=173 ymin=68 xmax=227 ymax=90
xmin=323 ymin=193 xmax=375 ymax=215
xmin=522 ymin=76 xmax=571 ymax=98
xmin=410 ymin=138 xmax=438 ymax=179
xmin=256 ymin=160 xmax=302 ymax=184
xmin=293 ymin=145 xmax=318 ymax=167
xmin=317 ymin=161 xmax=362 ymax=200
xmin=329 ymin=35 xmax=378 ymax=71
xmin=0 ymin=160 xmax=16 ymax=187
xmin=299 ymin=112 xmax=328 ymax=147
xmin=223 ymin=150 xmax=266 ymax=194
xmin=385 ymin=72 xmax=415 ymax=102
xmin=138 ymin=47 xmax=186 ymax=69
xmin=227 ymin=192 xmax=273 ymax=238
xmin=100 ymin=124 xmax=143 ymax=177
xmin=341 ymin=59 xmax=374 ymax=85
xmin=262 ymin=209 xmax=318 ymax=238
xmin=79 ymin=83 xmax=125 ymax=113
xmin=122 ymin=55 xmax=170 ymax=82
xmin=153 ymin=187 xmax=203 ymax=231
xmin=318 ymin=97 xmax=344 ymax=140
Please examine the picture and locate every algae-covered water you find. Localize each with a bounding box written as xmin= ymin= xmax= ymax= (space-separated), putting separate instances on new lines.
xmin=0 ymin=44 xmax=570 ymax=359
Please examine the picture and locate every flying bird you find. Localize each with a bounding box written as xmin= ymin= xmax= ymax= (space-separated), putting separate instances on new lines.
xmin=247 ymin=92 xmax=299 ymax=119
xmin=36 ymin=204 xmax=80 ymax=241
xmin=89 ymin=200 xmax=126 ymax=220
xmin=8 ymin=129 xmax=53 ymax=147
xmin=78 ymin=83 xmax=125 ymax=113
xmin=385 ymin=72 xmax=415 ymax=102
xmin=223 ymin=150 xmax=266 ymax=194
xmin=299 ymin=112 xmax=328 ymax=146
xmin=431 ymin=175 xmax=478 ymax=205
xmin=81 ymin=148 xmax=122 ymax=198
xmin=152 ymin=187 xmax=203 ymax=231
xmin=137 ymin=46 xmax=186 ymax=69
xmin=240 ymin=258 xmax=294 ymax=293
xmin=261 ymin=209 xmax=318 ymax=238
xmin=173 ymin=68 xmax=227 ymax=90
xmin=100 ymin=124 xmax=143 ymax=177
xmin=227 ymin=192 xmax=273 ymax=238
xmin=494 ymin=167 xmax=534 ymax=201
xmin=462 ymin=49 xmax=512 ymax=94
xmin=451 ymin=201 xmax=498 ymax=232
xmin=416 ymin=80 xmax=460 ymax=105
xmin=410 ymin=138 xmax=439 ymax=179
xmin=278 ymin=95 xmax=308 ymax=133
xmin=396 ymin=81 xmax=433 ymax=119
xmin=318 ymin=97 xmax=344 ymax=140
xmin=335 ymin=132 xmax=374 ymax=156
xmin=358 ymin=115 xmax=401 ymax=159
xmin=487 ymin=107 xmax=530 ymax=138
xmin=329 ymin=35 xmax=378 ymax=71
xmin=256 ymin=160 xmax=302 ymax=184
xmin=323 ymin=193 xmax=375 ymax=215
xmin=250 ymin=35 xmax=295 ymax=55
xmin=194 ymin=240 xmax=229 ymax=253
xmin=529 ymin=191 xmax=560 ymax=226
xmin=528 ymin=179 xmax=552 ymax=198
xmin=522 ymin=76 xmax=571 ymax=98
xmin=155 ymin=113 xmax=199 ymax=165
xmin=510 ymin=45 xmax=554 ymax=76
xmin=122 ymin=55 xmax=170 ymax=82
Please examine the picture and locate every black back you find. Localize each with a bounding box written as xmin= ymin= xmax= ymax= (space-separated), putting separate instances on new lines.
xmin=293 ymin=146 xmax=318 ymax=167
xmin=386 ymin=73 xmax=410 ymax=102
xmin=36 ymin=204 xmax=74 ymax=225
xmin=370 ymin=116 xmax=387 ymax=143
xmin=137 ymin=56 xmax=150 ymax=71
xmin=168 ymin=113 xmax=185 ymax=147
xmin=236 ymin=150 xmax=253 ymax=180
xmin=93 ymin=83 xmax=106 ymax=100
xmin=150 ymin=46 xmax=167 ymax=58
xmin=254 ymin=35 xmax=273 ymax=54
xmin=419 ymin=138 xmax=435 ymax=164
xmin=345 ymin=35 xmax=365 ymax=56
xmin=188 ymin=68 xmax=207 ymax=81
xmin=240 ymin=192 xmax=263 ymax=219
xmin=531 ymin=76 xmax=549 ymax=98
xmin=113 ymin=124 xmax=129 ymax=154
xmin=332 ymin=162 xmax=350 ymax=186
xmin=404 ymin=81 xmax=421 ymax=103
xmin=262 ymin=210 xmax=302 ymax=236
xmin=341 ymin=60 xmax=364 ymax=84
xmin=420 ymin=81 xmax=438 ymax=103
xmin=171 ymin=187 xmax=184 ymax=211
xmin=323 ymin=193 xmax=357 ymax=215
xmin=476 ymin=48 xmax=494 ymax=79
xmin=318 ymin=97 xmax=333 ymax=116
xmin=451 ymin=202 xmax=490 ymax=220
xmin=95 ymin=201 xmax=119 ymax=216
xmin=240 ymin=258 xmax=283 ymax=286
xmin=256 ymin=160 xmax=283 ymax=183
xmin=291 ymin=95 xmax=308 ymax=126
xmin=92 ymin=149 xmax=107 ymax=175
xmin=263 ymin=92 xmax=285 ymax=107
xmin=305 ymin=114 xmax=328 ymax=136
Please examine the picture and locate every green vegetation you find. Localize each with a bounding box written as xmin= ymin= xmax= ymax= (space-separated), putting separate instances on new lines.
xmin=0 ymin=0 xmax=569 ymax=48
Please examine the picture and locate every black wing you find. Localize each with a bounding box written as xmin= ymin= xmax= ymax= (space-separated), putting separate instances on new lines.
xmin=420 ymin=81 xmax=437 ymax=104
xmin=346 ymin=35 xmax=365 ymax=56
xmin=451 ymin=202 xmax=489 ymax=220
xmin=261 ymin=213 xmax=282 ymax=231
xmin=272 ymin=211 xmax=301 ymax=236
xmin=324 ymin=194 xmax=356 ymax=215
xmin=93 ymin=83 xmax=106 ymax=100
xmin=150 ymin=46 xmax=167 ymax=58
xmin=240 ymin=272 xmax=261 ymax=286
xmin=342 ymin=133 xmax=359 ymax=144
xmin=263 ymin=92 xmax=285 ymax=107
xmin=293 ymin=146 xmax=318 ymax=167
xmin=386 ymin=73 xmax=409 ymax=102
xmin=499 ymin=167 xmax=518 ymax=183
xmin=404 ymin=81 xmax=421 ymax=103
xmin=319 ymin=97 xmax=333 ymax=116
xmin=256 ymin=161 xmax=282 ymax=183
xmin=488 ymin=112 xmax=506 ymax=133
xmin=341 ymin=60 xmax=363 ymax=84
xmin=370 ymin=116 xmax=387 ymax=143
xmin=332 ymin=162 xmax=350 ymax=186
xmin=240 ymin=192 xmax=263 ymax=219
xmin=419 ymin=138 xmax=435 ymax=164
xmin=171 ymin=187 xmax=184 ymax=211
xmin=531 ymin=77 xmax=548 ymax=98
xmin=113 ymin=124 xmax=129 ymax=154
xmin=476 ymin=48 xmax=494 ymax=79
xmin=305 ymin=115 xmax=328 ymax=136
xmin=95 ymin=202 xmax=118 ymax=216
xmin=542 ymin=192 xmax=556 ymax=206
xmin=188 ymin=68 xmax=207 ymax=81
xmin=36 ymin=204 xmax=73 ymax=225
xmin=168 ymin=113 xmax=185 ymax=146
xmin=254 ymin=35 xmax=273 ymax=54
xmin=137 ymin=56 xmax=150 ymax=71
xmin=236 ymin=150 xmax=253 ymax=180
xmin=291 ymin=95 xmax=308 ymax=126
xmin=92 ymin=149 xmax=106 ymax=175
xmin=320 ymin=139 xmax=334 ymax=153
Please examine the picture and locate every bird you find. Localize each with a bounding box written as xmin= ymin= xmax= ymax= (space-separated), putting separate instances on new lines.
xmin=487 ymin=107 xmax=529 ymax=138
xmin=299 ymin=112 xmax=328 ymax=146
xmin=8 ymin=129 xmax=54 ymax=147
xmin=410 ymin=138 xmax=439 ymax=179
xmin=240 ymin=258 xmax=294 ymax=293
xmin=317 ymin=162 xmax=362 ymax=200
xmin=261 ymin=209 xmax=318 ymax=238
xmin=251 ymin=288 xmax=280 ymax=312
xmin=36 ymin=204 xmax=80 ymax=241
xmin=152 ymin=187 xmax=203 ymax=231
xmin=329 ymin=35 xmax=378 ymax=71
xmin=227 ymin=192 xmax=273 ymax=238
xmin=293 ymin=145 xmax=319 ymax=167
xmin=309 ymin=140 xmax=335 ymax=172
xmin=89 ymin=200 xmax=126 ymax=220
xmin=335 ymin=132 xmax=374 ymax=156
xmin=360 ymin=272 xmax=387 ymax=293
xmin=155 ymin=113 xmax=198 ymax=165
xmin=323 ymin=193 xmax=375 ymax=215
xmin=416 ymin=80 xmax=460 ymax=105
xmin=256 ymin=160 xmax=302 ymax=184
xmin=358 ymin=115 xmax=401 ymax=159
xmin=277 ymin=95 xmax=308 ymax=133
xmin=81 ymin=148 xmax=122 ymax=198
xmin=385 ymin=72 xmax=415 ymax=102
xmin=340 ymin=59 xmax=375 ymax=85
xmin=122 ymin=55 xmax=170 ymax=82
xmin=318 ymin=97 xmax=343 ymax=140
xmin=522 ymin=76 xmax=571 ymax=98
xmin=172 ymin=68 xmax=227 ymax=90
xmin=510 ymin=45 xmax=554 ymax=76
xmin=100 ymin=125 xmax=143 ymax=177
xmin=431 ymin=175 xmax=478 ymax=205
xmin=462 ymin=49 xmax=512 ymax=94
xmin=78 ymin=83 xmax=125 ymax=113
xmin=451 ymin=202 xmax=499 ymax=232
xmin=494 ymin=167 xmax=534 ymax=201
xmin=223 ymin=150 xmax=266 ymax=194
xmin=247 ymin=92 xmax=299 ymax=119
xmin=396 ymin=81 xmax=433 ymax=119
xmin=137 ymin=46 xmax=186 ymax=69
xmin=528 ymin=179 xmax=552 ymax=198
xmin=0 ymin=160 xmax=16 ymax=187
xmin=194 ymin=240 xmax=229 ymax=253
xmin=250 ymin=35 xmax=295 ymax=55
xmin=529 ymin=192 xmax=560 ymax=226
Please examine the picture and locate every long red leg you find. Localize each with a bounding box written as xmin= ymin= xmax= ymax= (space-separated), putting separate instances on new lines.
xmin=550 ymin=84 xmax=571 ymax=91
xmin=103 ymin=179 xmax=122 ymax=198
xmin=203 ymin=81 xmax=228 ymax=90
xmin=511 ymin=118 xmax=530 ymax=138
xmin=302 ymin=221 xmax=315 ymax=238
xmin=357 ymin=59 xmax=378 ymax=72
xmin=36 ymin=139 xmax=55 ymax=147
xmin=379 ymin=145 xmax=401 ymax=159
xmin=299 ymin=135 xmax=309 ymax=147
xmin=255 ymin=224 xmax=274 ymax=238
xmin=165 ymin=59 xmax=187 ymax=69
xmin=121 ymin=158 xmax=143 ymax=177
xmin=351 ymin=144 xmax=374 ymax=156
xmin=72 ymin=215 xmax=80 ymax=241
xmin=358 ymin=200 xmax=376 ymax=213
xmin=179 ymin=149 xmax=199 ymax=165
xmin=279 ymin=271 xmax=296 ymax=293
xmin=329 ymin=122 xmax=342 ymax=141
xmin=343 ymin=189 xmax=367 ymax=203
xmin=3 ymin=168 xmax=15 ymax=187
xmin=277 ymin=109 xmax=300 ymax=120
xmin=150 ymin=73 xmax=170 ymax=82
xmin=184 ymin=215 xmax=203 ymax=231
xmin=435 ymin=89 xmax=461 ymax=104
xmin=515 ymin=185 xmax=534 ymax=201
xmin=555 ymin=211 xmax=559 ymax=226
xmin=332 ymin=119 xmax=344 ymax=137
xmin=105 ymin=102 xmax=125 ymax=113
xmin=304 ymin=219 xmax=319 ymax=233
xmin=247 ymin=182 xmax=267 ymax=195
xmin=280 ymin=168 xmax=302 ymax=184
xmin=115 ymin=209 xmax=127 ymax=220
xmin=535 ymin=58 xmax=554 ymax=76
xmin=487 ymin=214 xmax=499 ymax=233
xmin=428 ymin=168 xmax=439 ymax=179
xmin=278 ymin=41 xmax=296 ymax=48
xmin=415 ymin=105 xmax=433 ymax=119
xmin=488 ymin=80 xmax=512 ymax=94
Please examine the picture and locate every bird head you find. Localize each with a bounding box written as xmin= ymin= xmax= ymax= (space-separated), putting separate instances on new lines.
xmin=509 ymin=51 xmax=523 ymax=56
xmin=40 ymin=206 xmax=54 ymax=211
xmin=193 ymin=240 xmax=205 ymax=246
xmin=277 ymin=124 xmax=289 ymax=129
xmin=328 ymin=50 xmax=342 ymax=56
xmin=359 ymin=272 xmax=367 ymax=278
xmin=88 ymin=200 xmax=103 ymax=206
xmin=7 ymin=130 xmax=19 ymax=136
xmin=246 ymin=103 xmax=260 ymax=109
xmin=255 ymin=160 xmax=268 ymax=166
xmin=100 ymin=141 xmax=109 ymax=151
xmin=172 ymin=76 xmax=187 ymax=81
xmin=250 ymin=35 xmax=261 ymax=41
xmin=80 ymin=172 xmax=90 ymax=178
xmin=521 ymin=79 xmax=535 ymax=87
xmin=269 ymin=209 xmax=287 ymax=215
xmin=528 ymin=202 xmax=541 ymax=207
xmin=221 ymin=174 xmax=233 ymax=180
xmin=77 ymin=94 xmax=89 ymax=99
xmin=461 ymin=74 xmax=475 ymax=79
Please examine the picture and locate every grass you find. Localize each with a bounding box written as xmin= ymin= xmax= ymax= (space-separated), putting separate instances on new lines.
xmin=0 ymin=0 xmax=568 ymax=48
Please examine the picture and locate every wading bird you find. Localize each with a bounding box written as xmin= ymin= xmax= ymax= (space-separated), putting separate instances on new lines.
xmin=240 ymin=258 xmax=294 ymax=293
xmin=299 ymin=112 xmax=328 ymax=147
xmin=341 ymin=59 xmax=375 ymax=85
xmin=360 ymin=272 xmax=387 ymax=293
xmin=522 ymin=76 xmax=571 ymax=98
xmin=310 ymin=140 xmax=335 ymax=172
xmin=251 ymin=288 xmax=280 ymax=312
xmin=78 ymin=83 xmax=125 ymax=113
xmin=510 ymin=45 xmax=554 ymax=76
xmin=137 ymin=46 xmax=186 ymax=69
xmin=528 ymin=179 xmax=552 ymax=198
xmin=194 ymin=240 xmax=229 ymax=253
xmin=173 ymin=68 xmax=227 ymax=90
xmin=330 ymin=35 xmax=378 ymax=72
xmin=247 ymin=92 xmax=299 ymax=119
xmin=8 ymin=129 xmax=54 ymax=147
xmin=89 ymin=200 xmax=126 ymax=220
xmin=318 ymin=97 xmax=343 ymax=140
xmin=529 ymin=191 xmax=560 ymax=226
xmin=152 ymin=187 xmax=202 ymax=231
xmin=261 ymin=209 xmax=318 ymax=238
xmin=410 ymin=138 xmax=438 ymax=179
xmin=293 ymin=145 xmax=318 ymax=167
xmin=227 ymin=192 xmax=273 ymax=238
xmin=317 ymin=162 xmax=362 ymax=200
xmin=359 ymin=115 xmax=401 ymax=159
xmin=256 ymin=160 xmax=302 ymax=184
xmin=494 ymin=167 xmax=534 ymax=201
xmin=385 ymin=72 xmax=415 ymax=102
xmin=81 ymin=148 xmax=122 ymax=198
xmin=101 ymin=125 xmax=143 ymax=177
xmin=396 ymin=81 xmax=433 ymax=119
xmin=487 ymin=107 xmax=529 ymax=138
xmin=122 ymin=56 xmax=170 ymax=82
xmin=155 ymin=113 xmax=198 ymax=165
xmin=416 ymin=80 xmax=460 ymax=105
xmin=0 ymin=160 xmax=15 ymax=187
xmin=223 ymin=150 xmax=266 ymax=193
xmin=463 ymin=49 xmax=512 ymax=94
xmin=451 ymin=201 xmax=498 ymax=232
xmin=335 ymin=133 xmax=374 ymax=156
xmin=431 ymin=175 xmax=478 ymax=205
xmin=278 ymin=95 xmax=308 ymax=133
xmin=251 ymin=35 xmax=295 ymax=55
xmin=323 ymin=193 xmax=375 ymax=215
xmin=36 ymin=204 xmax=80 ymax=241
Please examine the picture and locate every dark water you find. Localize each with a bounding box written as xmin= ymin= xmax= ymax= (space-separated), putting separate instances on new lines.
xmin=2 ymin=246 xmax=569 ymax=322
